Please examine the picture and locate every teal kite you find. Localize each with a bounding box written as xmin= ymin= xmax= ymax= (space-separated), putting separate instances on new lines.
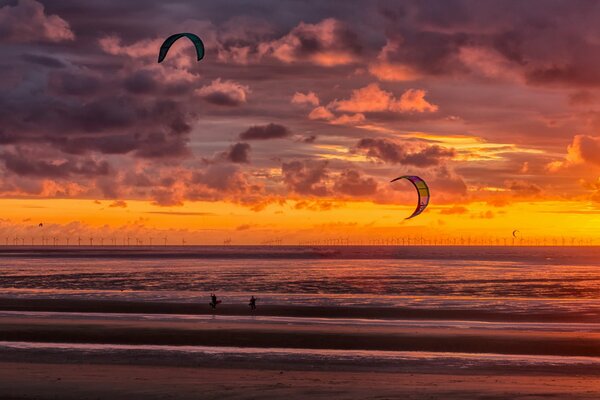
xmin=158 ymin=33 xmax=204 ymax=63
xmin=391 ymin=175 xmax=430 ymax=219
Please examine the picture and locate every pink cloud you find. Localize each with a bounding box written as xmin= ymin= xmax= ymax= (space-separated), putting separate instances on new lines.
xmin=308 ymin=106 xmax=334 ymax=120
xmin=259 ymin=18 xmax=361 ymax=66
xmin=291 ymin=91 xmax=320 ymax=106
xmin=368 ymin=39 xmax=422 ymax=81
xmin=389 ymin=89 xmax=439 ymax=113
xmin=458 ymin=46 xmax=523 ymax=82
xmin=308 ymin=106 xmax=364 ymax=126
xmin=0 ymin=0 xmax=74 ymax=43
xmin=330 ymin=113 xmax=365 ymax=125
xmin=196 ymin=78 xmax=250 ymax=106
xmin=368 ymin=62 xmax=422 ymax=82
xmin=548 ymin=135 xmax=600 ymax=170
xmin=99 ymin=36 xmax=161 ymax=59
xmin=567 ymin=135 xmax=600 ymax=166
xmin=333 ymin=84 xmax=438 ymax=113
xmin=333 ymin=83 xmax=392 ymax=112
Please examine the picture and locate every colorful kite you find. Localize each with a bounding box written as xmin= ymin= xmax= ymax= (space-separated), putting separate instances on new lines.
xmin=391 ymin=175 xmax=430 ymax=219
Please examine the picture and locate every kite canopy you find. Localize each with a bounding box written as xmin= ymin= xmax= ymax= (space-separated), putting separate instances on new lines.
xmin=391 ymin=175 xmax=430 ymax=219
xmin=158 ymin=33 xmax=205 ymax=63
xmin=512 ymin=230 xmax=520 ymax=238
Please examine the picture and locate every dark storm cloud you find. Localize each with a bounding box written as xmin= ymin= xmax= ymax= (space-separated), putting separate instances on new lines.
xmin=239 ymin=123 xmax=290 ymax=140
xmin=1 ymin=151 xmax=110 ymax=179
xmin=281 ymin=160 xmax=329 ymax=196
xmin=223 ymin=142 xmax=251 ymax=163
xmin=0 ymin=0 xmax=75 ymax=43
xmin=123 ymin=70 xmax=159 ymax=94
xmin=48 ymin=71 xmax=101 ymax=96
xmin=376 ymin=0 xmax=600 ymax=86
xmin=355 ymin=138 xmax=455 ymax=167
xmin=192 ymin=164 xmax=245 ymax=192
xmin=333 ymin=169 xmax=378 ymax=196
xmin=0 ymin=63 xmax=195 ymax=159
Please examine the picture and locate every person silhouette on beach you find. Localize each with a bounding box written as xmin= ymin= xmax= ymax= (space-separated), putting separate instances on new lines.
xmin=209 ymin=293 xmax=220 ymax=309
xmin=249 ymin=296 xmax=257 ymax=310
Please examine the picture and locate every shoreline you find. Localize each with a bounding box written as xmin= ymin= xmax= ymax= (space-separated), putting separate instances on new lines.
xmin=2 ymin=312 xmax=600 ymax=356
xmin=1 ymin=297 xmax=598 ymax=323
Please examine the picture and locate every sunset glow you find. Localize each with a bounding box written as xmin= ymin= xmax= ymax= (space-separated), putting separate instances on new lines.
xmin=2 ymin=1 xmax=600 ymax=244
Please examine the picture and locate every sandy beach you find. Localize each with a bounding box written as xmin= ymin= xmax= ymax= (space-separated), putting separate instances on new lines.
xmin=2 ymin=310 xmax=600 ymax=357
xmin=3 ymin=362 xmax=600 ymax=400
xmin=1 ymin=302 xmax=600 ymax=398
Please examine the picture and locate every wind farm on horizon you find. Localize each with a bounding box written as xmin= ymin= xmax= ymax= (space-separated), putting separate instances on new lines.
xmin=0 ymin=235 xmax=596 ymax=247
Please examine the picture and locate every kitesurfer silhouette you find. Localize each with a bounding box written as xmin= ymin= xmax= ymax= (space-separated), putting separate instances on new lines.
xmin=249 ymin=296 xmax=257 ymax=310
xmin=209 ymin=293 xmax=220 ymax=309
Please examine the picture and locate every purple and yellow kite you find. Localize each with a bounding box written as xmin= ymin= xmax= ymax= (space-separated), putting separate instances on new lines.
xmin=390 ymin=175 xmax=430 ymax=219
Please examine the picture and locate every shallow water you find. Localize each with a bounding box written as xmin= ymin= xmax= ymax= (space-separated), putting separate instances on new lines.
xmin=1 ymin=246 xmax=599 ymax=314
xmin=3 ymin=340 xmax=600 ymax=374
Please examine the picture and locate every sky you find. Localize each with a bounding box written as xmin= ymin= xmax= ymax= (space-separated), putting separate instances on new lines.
xmin=1 ymin=0 xmax=600 ymax=245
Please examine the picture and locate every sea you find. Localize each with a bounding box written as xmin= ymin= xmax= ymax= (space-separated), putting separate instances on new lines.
xmin=1 ymin=245 xmax=600 ymax=312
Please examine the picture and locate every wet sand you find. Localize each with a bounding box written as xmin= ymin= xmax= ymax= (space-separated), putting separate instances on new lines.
xmin=1 ymin=362 xmax=600 ymax=400
xmin=1 ymin=297 xmax=599 ymax=322
xmin=1 ymin=306 xmax=600 ymax=398
xmin=1 ymin=312 xmax=600 ymax=357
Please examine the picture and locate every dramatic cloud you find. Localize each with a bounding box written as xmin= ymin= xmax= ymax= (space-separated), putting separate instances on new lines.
xmin=308 ymin=105 xmax=365 ymax=126
xmin=193 ymin=164 xmax=246 ymax=192
xmin=333 ymin=84 xmax=438 ymax=113
xmin=239 ymin=123 xmax=290 ymax=140
xmin=355 ymin=138 xmax=455 ymax=167
xmin=1 ymin=151 xmax=110 ymax=179
xmin=291 ymin=91 xmax=319 ymax=106
xmin=259 ymin=18 xmax=361 ymax=66
xmin=368 ymin=40 xmax=423 ymax=82
xmin=222 ymin=142 xmax=251 ymax=164
xmin=308 ymin=106 xmax=335 ymax=120
xmin=282 ymin=160 xmax=329 ymax=196
xmin=0 ymin=0 xmax=74 ymax=43
xmin=506 ymin=180 xmax=543 ymax=197
xmin=430 ymin=166 xmax=467 ymax=196
xmin=2 ymin=0 xmax=600 ymax=219
xmin=565 ymin=135 xmax=600 ymax=167
xmin=333 ymin=169 xmax=378 ymax=196
xmin=98 ymin=35 xmax=159 ymax=59
xmin=329 ymin=113 xmax=365 ymax=125
xmin=548 ymin=135 xmax=600 ymax=170
xmin=458 ymin=46 xmax=522 ymax=82
xmin=196 ymin=78 xmax=250 ymax=106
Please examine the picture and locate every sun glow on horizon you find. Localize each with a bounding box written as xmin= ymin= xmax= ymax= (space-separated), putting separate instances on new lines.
xmin=1 ymin=198 xmax=598 ymax=245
